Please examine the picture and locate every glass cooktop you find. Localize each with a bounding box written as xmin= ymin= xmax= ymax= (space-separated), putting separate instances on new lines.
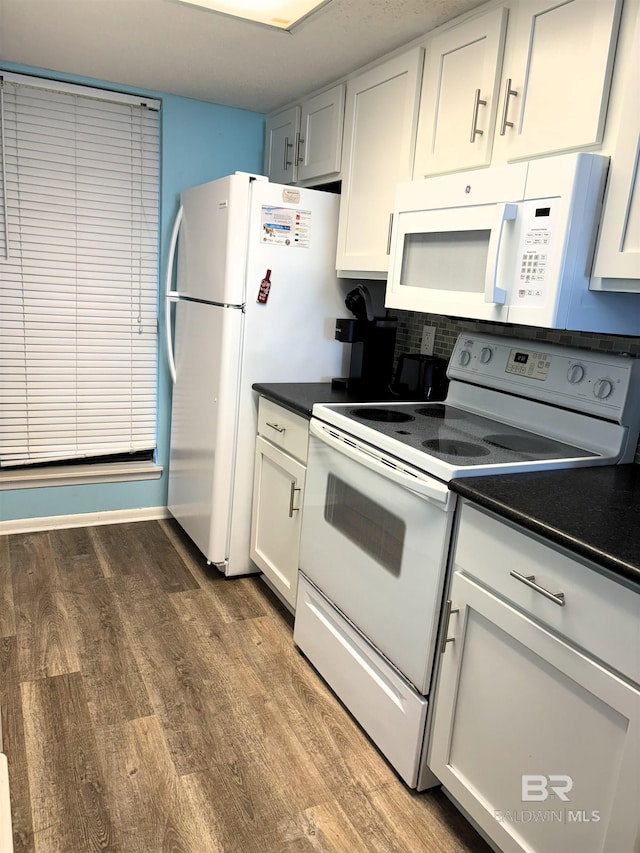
xmin=322 ymin=402 xmax=593 ymax=468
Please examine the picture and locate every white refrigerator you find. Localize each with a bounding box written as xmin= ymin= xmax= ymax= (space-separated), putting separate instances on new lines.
xmin=165 ymin=173 xmax=349 ymax=576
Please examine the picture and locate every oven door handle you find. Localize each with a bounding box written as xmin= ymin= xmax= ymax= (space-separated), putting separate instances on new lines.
xmin=310 ymin=420 xmax=454 ymax=509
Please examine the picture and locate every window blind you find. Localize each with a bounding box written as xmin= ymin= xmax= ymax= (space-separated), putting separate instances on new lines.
xmin=0 ymin=73 xmax=160 ymax=468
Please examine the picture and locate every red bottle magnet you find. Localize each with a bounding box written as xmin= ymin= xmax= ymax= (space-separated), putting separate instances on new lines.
xmin=257 ymin=269 xmax=272 ymax=304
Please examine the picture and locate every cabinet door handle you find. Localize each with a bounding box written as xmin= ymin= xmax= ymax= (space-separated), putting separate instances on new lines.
xmin=283 ymin=136 xmax=293 ymax=170
xmin=266 ymin=421 xmax=286 ymax=433
xmin=295 ymin=131 xmax=305 ymax=165
xmin=510 ymin=571 xmax=566 ymax=607
xmin=386 ymin=213 xmax=394 ymax=255
xmin=469 ymin=88 xmax=487 ymax=143
xmin=499 ymin=78 xmax=518 ymax=136
xmin=439 ymin=598 xmax=459 ymax=654
xmin=288 ymin=482 xmax=301 ymax=517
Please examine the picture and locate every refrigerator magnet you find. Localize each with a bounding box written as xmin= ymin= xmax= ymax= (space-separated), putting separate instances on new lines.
xmin=257 ymin=269 xmax=272 ymax=304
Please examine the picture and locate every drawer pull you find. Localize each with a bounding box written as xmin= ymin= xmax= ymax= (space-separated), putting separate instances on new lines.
xmin=510 ymin=571 xmax=565 ymax=607
xmin=439 ymin=598 xmax=459 ymax=654
xmin=288 ymin=483 xmax=301 ymax=517
xmin=266 ymin=421 xmax=286 ymax=433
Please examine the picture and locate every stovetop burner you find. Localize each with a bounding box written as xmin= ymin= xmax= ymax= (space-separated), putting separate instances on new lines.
xmin=351 ymin=407 xmax=414 ymax=423
xmin=414 ymin=405 xmax=465 ymax=420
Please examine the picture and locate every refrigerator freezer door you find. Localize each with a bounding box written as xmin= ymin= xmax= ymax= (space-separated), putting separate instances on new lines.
xmin=168 ymin=297 xmax=243 ymax=565
xmin=242 ymin=181 xmax=348 ymax=381
xmin=177 ymin=174 xmax=252 ymax=305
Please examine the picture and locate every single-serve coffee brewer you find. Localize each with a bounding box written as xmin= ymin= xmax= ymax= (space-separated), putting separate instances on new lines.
xmin=331 ymin=285 xmax=397 ymax=396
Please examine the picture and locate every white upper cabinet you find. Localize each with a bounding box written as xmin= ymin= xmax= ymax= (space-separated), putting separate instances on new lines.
xmin=415 ymin=0 xmax=622 ymax=177
xmin=493 ymin=0 xmax=622 ymax=162
xmin=414 ymin=8 xmax=509 ymax=178
xmin=297 ymin=85 xmax=345 ymax=184
xmin=592 ymin=6 xmax=640 ymax=286
xmin=264 ymin=105 xmax=300 ymax=185
xmin=264 ymin=84 xmax=345 ymax=186
xmin=336 ymin=47 xmax=424 ymax=276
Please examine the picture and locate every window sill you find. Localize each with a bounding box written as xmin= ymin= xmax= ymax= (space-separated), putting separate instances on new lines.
xmin=0 ymin=461 xmax=163 ymax=490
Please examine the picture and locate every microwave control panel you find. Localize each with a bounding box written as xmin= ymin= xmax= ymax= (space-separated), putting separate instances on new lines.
xmin=514 ymin=200 xmax=558 ymax=305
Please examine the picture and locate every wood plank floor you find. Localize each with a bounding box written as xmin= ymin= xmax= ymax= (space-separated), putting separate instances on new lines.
xmin=0 ymin=519 xmax=492 ymax=853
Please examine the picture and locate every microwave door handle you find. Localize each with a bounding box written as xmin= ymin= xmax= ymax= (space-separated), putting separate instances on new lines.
xmin=484 ymin=202 xmax=517 ymax=304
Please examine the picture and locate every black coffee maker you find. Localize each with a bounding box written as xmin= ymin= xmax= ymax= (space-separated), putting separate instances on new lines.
xmin=331 ymin=285 xmax=397 ymax=396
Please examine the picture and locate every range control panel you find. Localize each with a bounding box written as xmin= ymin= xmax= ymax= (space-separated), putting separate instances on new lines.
xmin=505 ymin=348 xmax=551 ymax=381
xmin=449 ymin=333 xmax=640 ymax=422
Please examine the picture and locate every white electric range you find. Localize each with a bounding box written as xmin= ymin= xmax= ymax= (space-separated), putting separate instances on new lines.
xmin=312 ymin=332 xmax=640 ymax=479
xmin=294 ymin=333 xmax=640 ymax=790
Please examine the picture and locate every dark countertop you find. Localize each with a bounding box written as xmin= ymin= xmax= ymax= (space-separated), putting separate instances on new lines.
xmin=252 ymin=382 xmax=640 ymax=587
xmin=450 ymin=465 xmax=640 ymax=587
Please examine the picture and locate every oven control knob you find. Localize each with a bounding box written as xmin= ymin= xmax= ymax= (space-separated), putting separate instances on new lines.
xmin=459 ymin=349 xmax=472 ymax=366
xmin=567 ymin=363 xmax=585 ymax=384
xmin=479 ymin=347 xmax=493 ymax=364
xmin=594 ymin=378 xmax=614 ymax=400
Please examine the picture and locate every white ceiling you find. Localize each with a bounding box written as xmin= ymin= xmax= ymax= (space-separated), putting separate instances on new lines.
xmin=0 ymin=0 xmax=486 ymax=113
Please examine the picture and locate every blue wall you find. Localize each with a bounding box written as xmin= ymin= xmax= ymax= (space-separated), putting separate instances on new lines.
xmin=0 ymin=64 xmax=265 ymax=523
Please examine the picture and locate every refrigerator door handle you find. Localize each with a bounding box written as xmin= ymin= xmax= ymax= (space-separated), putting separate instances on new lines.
xmin=165 ymin=295 xmax=177 ymax=385
xmin=165 ymin=204 xmax=184 ymax=384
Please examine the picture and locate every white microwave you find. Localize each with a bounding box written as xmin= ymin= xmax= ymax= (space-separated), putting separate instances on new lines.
xmin=385 ymin=153 xmax=640 ymax=335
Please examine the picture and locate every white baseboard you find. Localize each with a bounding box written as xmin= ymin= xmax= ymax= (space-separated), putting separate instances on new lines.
xmin=0 ymin=506 xmax=170 ymax=536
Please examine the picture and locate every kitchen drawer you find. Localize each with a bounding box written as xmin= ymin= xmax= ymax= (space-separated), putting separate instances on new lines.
xmin=294 ymin=574 xmax=427 ymax=788
xmin=257 ymin=397 xmax=309 ymax=463
xmin=453 ymin=502 xmax=640 ymax=684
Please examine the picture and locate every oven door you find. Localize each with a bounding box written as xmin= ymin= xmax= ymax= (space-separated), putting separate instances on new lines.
xmin=299 ymin=419 xmax=456 ymax=693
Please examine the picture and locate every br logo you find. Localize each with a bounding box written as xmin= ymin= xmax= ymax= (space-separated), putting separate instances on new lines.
xmin=522 ymin=774 xmax=573 ymax=802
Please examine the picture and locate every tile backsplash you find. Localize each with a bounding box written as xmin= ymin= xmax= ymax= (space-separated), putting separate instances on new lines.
xmin=392 ymin=310 xmax=640 ymax=463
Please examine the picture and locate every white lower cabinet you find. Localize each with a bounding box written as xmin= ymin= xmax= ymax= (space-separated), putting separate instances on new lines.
xmin=250 ymin=398 xmax=308 ymax=609
xmin=428 ymin=503 xmax=640 ymax=853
